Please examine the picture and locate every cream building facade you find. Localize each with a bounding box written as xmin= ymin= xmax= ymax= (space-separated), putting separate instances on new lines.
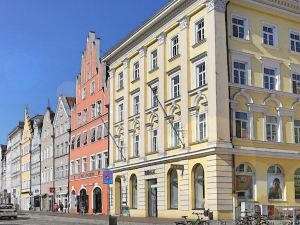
xmin=104 ymin=0 xmax=300 ymax=220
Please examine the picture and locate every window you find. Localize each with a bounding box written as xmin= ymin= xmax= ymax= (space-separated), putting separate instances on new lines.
xmin=118 ymin=139 xmax=124 ymax=161
xmin=133 ymin=94 xmax=140 ymax=115
xmin=194 ymin=164 xmax=205 ymax=208
xmin=266 ymin=116 xmax=278 ymax=142
xmin=291 ymin=32 xmax=300 ymax=53
xmin=151 ymin=129 xmax=158 ymax=152
xmin=103 ymin=122 xmax=109 ymax=137
xmin=130 ymin=175 xmax=137 ymax=209
xmin=233 ymin=61 xmax=247 ymax=85
xmin=235 ymin=112 xmax=248 ymax=138
xmin=82 ymin=158 xmax=87 ymax=172
xmin=104 ymin=152 xmax=109 ymax=168
xmin=97 ymin=153 xmax=103 ymax=169
xmin=195 ymin=61 xmax=206 ymax=88
xmin=75 ymin=159 xmax=80 ymax=174
xmin=295 ymin=169 xmax=300 ymax=200
xmin=82 ymin=88 xmax=86 ymax=99
xmin=90 ymin=81 xmax=95 ymax=94
xmin=232 ymin=15 xmax=248 ymax=39
xmin=267 ymin=165 xmax=284 ymax=200
xmin=169 ymin=169 xmax=178 ymax=209
xmin=294 ymin=120 xmax=300 ymax=144
xmin=97 ymin=100 xmax=102 ymax=116
xmin=171 ymin=35 xmax=179 ymax=58
xmin=90 ymin=128 xmax=96 ymax=143
xmin=151 ymin=85 xmax=158 ymax=107
xmin=118 ymin=103 xmax=124 ymax=121
xmin=118 ymin=72 xmax=124 ymax=89
xmin=91 ymin=104 xmax=96 ymax=118
xmin=83 ymin=132 xmax=87 ymax=146
xmin=171 ymin=121 xmax=181 ymax=147
xmin=133 ymin=62 xmax=140 ymax=80
xmin=97 ymin=125 xmax=103 ymax=140
xmin=195 ymin=19 xmax=205 ymax=43
xmin=71 ymin=138 xmax=75 ymax=150
xmin=292 ymin=73 xmax=300 ymax=94
xmin=83 ymin=109 xmax=88 ymax=123
xmin=198 ymin=113 xmax=207 ymax=140
xmin=90 ymin=155 xmax=95 ymax=171
xmin=77 ymin=112 xmax=82 ymax=126
xmin=70 ymin=161 xmax=74 ymax=175
xmin=262 ymin=24 xmax=276 ymax=46
xmin=171 ymin=73 xmax=180 ymax=98
xmin=76 ymin=135 xmax=81 ymax=148
xmin=264 ymin=67 xmax=277 ymax=90
xmin=151 ymin=50 xmax=158 ymax=70
xmin=133 ymin=134 xmax=139 ymax=157
xmin=236 ymin=164 xmax=254 ymax=200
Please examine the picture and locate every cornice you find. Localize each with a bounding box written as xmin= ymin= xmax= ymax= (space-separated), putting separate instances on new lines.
xmin=206 ymin=0 xmax=229 ymax=12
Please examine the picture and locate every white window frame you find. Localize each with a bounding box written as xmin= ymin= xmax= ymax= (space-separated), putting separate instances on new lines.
xmin=90 ymin=155 xmax=96 ymax=171
xmin=90 ymin=80 xmax=95 ymax=95
xmin=82 ymin=87 xmax=86 ymax=100
xmin=150 ymin=50 xmax=158 ymax=70
xmin=197 ymin=112 xmax=207 ymax=141
xmin=118 ymin=102 xmax=124 ymax=122
xmin=170 ymin=35 xmax=179 ymax=58
xmin=262 ymin=59 xmax=281 ymax=91
xmin=132 ymin=93 xmax=140 ymax=115
xmin=290 ymin=30 xmax=300 ymax=53
xmin=262 ymin=23 xmax=278 ymax=48
xmin=150 ymin=83 xmax=158 ymax=108
xmin=133 ymin=133 xmax=139 ymax=157
xmin=171 ymin=121 xmax=181 ymax=147
xmin=231 ymin=52 xmax=251 ymax=85
xmin=294 ymin=120 xmax=300 ymax=144
xmin=133 ymin=61 xmax=140 ymax=81
xmin=265 ymin=115 xmax=279 ymax=142
xmin=195 ymin=18 xmax=205 ymax=44
xmin=118 ymin=72 xmax=124 ymax=89
xmin=231 ymin=14 xmax=249 ymax=40
xmin=235 ymin=111 xmax=249 ymax=139
xmin=170 ymin=71 xmax=180 ymax=99
xmin=291 ymin=64 xmax=300 ymax=95
xmin=82 ymin=157 xmax=87 ymax=173
xmin=194 ymin=58 xmax=206 ymax=89
xmin=151 ymin=128 xmax=158 ymax=152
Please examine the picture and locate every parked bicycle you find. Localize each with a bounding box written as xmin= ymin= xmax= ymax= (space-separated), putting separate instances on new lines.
xmin=192 ymin=211 xmax=209 ymax=225
xmin=174 ymin=215 xmax=193 ymax=225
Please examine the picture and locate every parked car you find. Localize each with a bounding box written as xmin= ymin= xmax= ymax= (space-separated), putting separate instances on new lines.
xmin=0 ymin=204 xmax=17 ymax=219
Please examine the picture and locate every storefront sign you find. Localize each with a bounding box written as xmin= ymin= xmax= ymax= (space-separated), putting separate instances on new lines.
xmin=50 ymin=187 xmax=55 ymax=193
xmin=171 ymin=164 xmax=184 ymax=170
xmin=103 ymin=170 xmax=113 ymax=184
xmin=83 ymin=183 xmax=95 ymax=187
xmin=145 ymin=169 xmax=155 ymax=176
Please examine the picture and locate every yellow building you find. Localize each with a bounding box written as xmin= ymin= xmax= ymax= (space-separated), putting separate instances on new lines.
xmin=104 ymin=0 xmax=300 ymax=220
xmin=20 ymin=108 xmax=33 ymax=210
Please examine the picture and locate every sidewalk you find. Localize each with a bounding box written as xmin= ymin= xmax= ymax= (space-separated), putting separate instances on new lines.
xmin=22 ymin=210 xmax=176 ymax=225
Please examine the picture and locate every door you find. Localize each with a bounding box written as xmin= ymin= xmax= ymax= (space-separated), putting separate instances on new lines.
xmin=93 ymin=187 xmax=102 ymax=214
xmin=148 ymin=179 xmax=157 ymax=217
xmin=115 ymin=177 xmax=122 ymax=215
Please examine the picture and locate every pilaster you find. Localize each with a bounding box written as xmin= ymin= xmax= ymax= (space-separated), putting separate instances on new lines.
xmin=123 ymin=59 xmax=130 ymax=162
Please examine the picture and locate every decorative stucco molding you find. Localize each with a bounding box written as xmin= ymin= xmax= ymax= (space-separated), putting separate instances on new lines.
xmin=139 ymin=46 xmax=147 ymax=58
xmin=206 ymin=0 xmax=228 ymax=12
xmin=179 ymin=16 xmax=189 ymax=30
xmin=122 ymin=58 xmax=129 ymax=69
xmin=157 ymin=32 xmax=166 ymax=46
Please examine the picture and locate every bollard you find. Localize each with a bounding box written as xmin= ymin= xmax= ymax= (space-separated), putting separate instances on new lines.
xmin=109 ymin=215 xmax=118 ymax=225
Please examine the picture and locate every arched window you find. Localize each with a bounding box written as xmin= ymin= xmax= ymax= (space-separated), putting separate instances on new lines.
xmin=295 ymin=169 xmax=300 ymax=200
xmin=169 ymin=169 xmax=178 ymax=209
xmin=267 ymin=165 xmax=284 ymax=200
xmin=236 ymin=163 xmax=254 ymax=200
xmin=130 ymin=174 xmax=137 ymax=209
xmin=194 ymin=164 xmax=205 ymax=209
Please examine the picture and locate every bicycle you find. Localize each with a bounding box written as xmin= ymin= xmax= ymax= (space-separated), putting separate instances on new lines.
xmin=174 ymin=216 xmax=193 ymax=225
xmin=192 ymin=211 xmax=209 ymax=225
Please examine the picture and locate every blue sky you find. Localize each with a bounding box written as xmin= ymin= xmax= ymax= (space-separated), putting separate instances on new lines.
xmin=0 ymin=0 xmax=169 ymax=143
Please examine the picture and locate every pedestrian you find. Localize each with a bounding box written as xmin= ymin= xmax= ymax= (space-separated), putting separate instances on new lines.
xmin=59 ymin=202 xmax=63 ymax=213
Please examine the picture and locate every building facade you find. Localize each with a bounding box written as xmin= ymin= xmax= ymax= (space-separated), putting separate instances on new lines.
xmin=104 ymin=0 xmax=300 ymax=220
xmin=53 ymin=96 xmax=75 ymax=212
xmin=30 ymin=115 xmax=43 ymax=210
xmin=5 ymin=141 xmax=12 ymax=204
xmin=69 ymin=32 xmax=109 ymax=215
xmin=20 ymin=108 xmax=33 ymax=210
xmin=8 ymin=122 xmax=24 ymax=208
xmin=0 ymin=145 xmax=7 ymax=204
xmin=40 ymin=107 xmax=55 ymax=211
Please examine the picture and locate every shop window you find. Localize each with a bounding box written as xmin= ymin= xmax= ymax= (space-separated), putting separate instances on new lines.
xmin=295 ymin=169 xmax=300 ymax=200
xmin=169 ymin=169 xmax=178 ymax=209
xmin=267 ymin=165 xmax=284 ymax=200
xmin=130 ymin=174 xmax=137 ymax=209
xmin=194 ymin=164 xmax=205 ymax=209
xmin=236 ymin=163 xmax=254 ymax=200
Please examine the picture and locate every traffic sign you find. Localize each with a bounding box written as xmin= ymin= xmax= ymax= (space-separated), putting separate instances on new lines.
xmin=103 ymin=170 xmax=113 ymax=184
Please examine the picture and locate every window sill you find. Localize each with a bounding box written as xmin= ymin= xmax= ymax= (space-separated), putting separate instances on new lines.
xmin=129 ymin=155 xmax=139 ymax=160
xmin=165 ymin=96 xmax=181 ymax=105
xmin=289 ymin=50 xmax=300 ymax=56
xmin=145 ymin=151 xmax=158 ymax=156
xmin=192 ymin=38 xmax=207 ymax=48
xmin=145 ymin=106 xmax=159 ymax=114
xmin=131 ymin=77 xmax=140 ymax=84
xmin=262 ymin=43 xmax=279 ymax=50
xmin=168 ymin=54 xmax=181 ymax=62
xmin=191 ymin=139 xmax=208 ymax=145
xmin=128 ymin=113 xmax=140 ymax=121
xmin=116 ymin=87 xmax=124 ymax=92
xmin=230 ymin=35 xmax=250 ymax=43
xmin=166 ymin=145 xmax=181 ymax=151
xmin=268 ymin=200 xmax=287 ymax=203
xmin=149 ymin=67 xmax=159 ymax=74
xmin=114 ymin=120 xmax=124 ymax=126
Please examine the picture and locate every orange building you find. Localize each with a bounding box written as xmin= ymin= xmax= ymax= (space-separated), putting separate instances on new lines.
xmin=69 ymin=32 xmax=109 ymax=215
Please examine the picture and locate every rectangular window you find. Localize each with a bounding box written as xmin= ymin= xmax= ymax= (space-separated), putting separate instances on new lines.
xmin=104 ymin=122 xmax=109 ymax=137
xmin=171 ymin=35 xmax=179 ymax=58
xmin=151 ymin=86 xmax=158 ymax=107
xmin=90 ymin=81 xmax=95 ymax=94
xmin=133 ymin=94 xmax=140 ymax=115
xmin=196 ymin=61 xmax=206 ymax=87
xmin=82 ymin=158 xmax=87 ymax=172
xmin=171 ymin=74 xmax=180 ymax=98
xmin=77 ymin=112 xmax=82 ymax=126
xmin=83 ymin=109 xmax=88 ymax=123
xmin=91 ymin=104 xmax=96 ymax=118
xmin=118 ymin=103 xmax=124 ymax=121
xmin=83 ymin=132 xmax=87 ymax=145
xmin=291 ymin=32 xmax=300 ymax=53
xmin=263 ymin=25 xmax=275 ymax=46
xmin=199 ymin=113 xmax=207 ymax=140
xmin=90 ymin=128 xmax=96 ymax=143
xmin=97 ymin=124 xmax=103 ymax=140
xmin=82 ymin=88 xmax=86 ymax=99
xmin=133 ymin=134 xmax=139 ymax=157
xmin=233 ymin=61 xmax=247 ymax=85
xmin=195 ymin=19 xmax=205 ymax=43
xmin=294 ymin=120 xmax=300 ymax=144
xmin=133 ymin=62 xmax=140 ymax=80
xmin=76 ymin=135 xmax=81 ymax=148
xmin=151 ymin=50 xmax=158 ymax=70
xmin=264 ymin=67 xmax=277 ymax=90
xmin=90 ymin=155 xmax=95 ymax=171
xmin=235 ymin=112 xmax=248 ymax=138
xmin=75 ymin=159 xmax=80 ymax=174
xmin=152 ymin=129 xmax=158 ymax=152
xmin=266 ymin=116 xmax=278 ymax=141
xmin=97 ymin=153 xmax=102 ymax=169
xmin=232 ymin=16 xmax=247 ymax=39
xmin=292 ymin=73 xmax=300 ymax=94
xmin=104 ymin=152 xmax=109 ymax=168
xmin=70 ymin=161 xmax=74 ymax=175
xmin=118 ymin=72 xmax=124 ymax=89
xmin=171 ymin=121 xmax=180 ymax=147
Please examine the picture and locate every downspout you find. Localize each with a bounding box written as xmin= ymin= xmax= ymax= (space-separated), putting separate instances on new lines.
xmin=67 ymin=121 xmax=71 ymax=214
xmin=225 ymin=0 xmax=236 ymax=219
xmin=52 ymin=121 xmax=55 ymax=212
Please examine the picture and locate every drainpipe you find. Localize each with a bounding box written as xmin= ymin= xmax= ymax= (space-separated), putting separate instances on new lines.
xmin=67 ymin=124 xmax=71 ymax=214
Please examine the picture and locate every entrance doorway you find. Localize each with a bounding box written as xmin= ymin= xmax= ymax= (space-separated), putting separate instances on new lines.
xmin=148 ymin=179 xmax=157 ymax=217
xmin=115 ymin=177 xmax=122 ymax=215
xmin=78 ymin=189 xmax=88 ymax=213
xmin=93 ymin=187 xmax=102 ymax=214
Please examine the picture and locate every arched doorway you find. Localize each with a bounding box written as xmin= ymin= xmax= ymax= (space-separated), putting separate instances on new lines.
xmin=93 ymin=187 xmax=102 ymax=214
xmin=115 ymin=177 xmax=122 ymax=215
xmin=77 ymin=189 xmax=88 ymax=213
xmin=70 ymin=190 xmax=76 ymax=212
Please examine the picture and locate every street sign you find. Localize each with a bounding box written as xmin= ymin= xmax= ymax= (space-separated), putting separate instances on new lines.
xmin=103 ymin=170 xmax=113 ymax=184
xmin=50 ymin=187 xmax=55 ymax=193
